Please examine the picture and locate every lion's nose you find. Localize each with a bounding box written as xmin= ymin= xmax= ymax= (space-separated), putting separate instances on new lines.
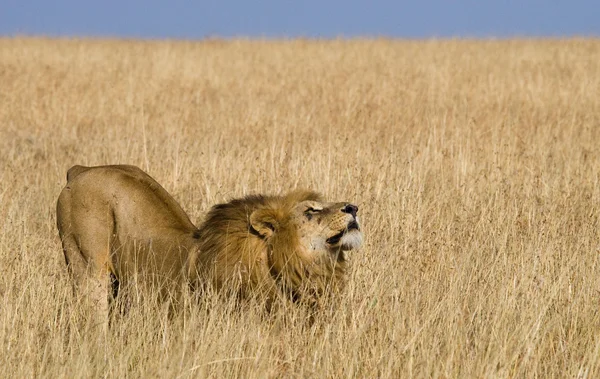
xmin=342 ymin=204 xmax=358 ymax=218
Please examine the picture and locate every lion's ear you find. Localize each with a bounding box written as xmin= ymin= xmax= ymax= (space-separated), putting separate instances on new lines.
xmin=249 ymin=209 xmax=279 ymax=238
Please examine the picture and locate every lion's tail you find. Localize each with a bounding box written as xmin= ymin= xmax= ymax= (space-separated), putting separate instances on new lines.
xmin=66 ymin=165 xmax=91 ymax=182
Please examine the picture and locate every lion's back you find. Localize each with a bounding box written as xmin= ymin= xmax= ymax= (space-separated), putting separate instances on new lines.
xmin=58 ymin=165 xmax=197 ymax=234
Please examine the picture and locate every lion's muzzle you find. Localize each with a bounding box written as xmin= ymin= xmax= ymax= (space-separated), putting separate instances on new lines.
xmin=326 ymin=204 xmax=362 ymax=250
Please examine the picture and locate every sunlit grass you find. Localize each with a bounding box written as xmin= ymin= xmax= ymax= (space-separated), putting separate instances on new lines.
xmin=1 ymin=37 xmax=599 ymax=377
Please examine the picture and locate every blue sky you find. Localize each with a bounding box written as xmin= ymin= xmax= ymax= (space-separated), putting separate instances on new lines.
xmin=1 ymin=0 xmax=598 ymax=39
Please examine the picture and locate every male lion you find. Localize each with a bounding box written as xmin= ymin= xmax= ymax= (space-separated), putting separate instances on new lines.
xmin=56 ymin=165 xmax=362 ymax=325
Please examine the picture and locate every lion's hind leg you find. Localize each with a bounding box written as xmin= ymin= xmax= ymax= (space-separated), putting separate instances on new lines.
xmin=57 ymin=189 xmax=114 ymax=333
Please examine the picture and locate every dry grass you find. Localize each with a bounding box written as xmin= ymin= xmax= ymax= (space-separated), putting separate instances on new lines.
xmin=1 ymin=37 xmax=600 ymax=378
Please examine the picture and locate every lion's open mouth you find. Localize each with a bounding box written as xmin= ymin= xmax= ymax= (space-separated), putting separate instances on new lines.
xmin=326 ymin=220 xmax=360 ymax=245
xmin=347 ymin=220 xmax=360 ymax=231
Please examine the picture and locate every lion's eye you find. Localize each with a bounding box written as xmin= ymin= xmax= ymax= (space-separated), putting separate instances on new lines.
xmin=304 ymin=207 xmax=322 ymax=220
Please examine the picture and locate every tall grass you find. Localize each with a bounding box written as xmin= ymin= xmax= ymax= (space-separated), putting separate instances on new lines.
xmin=1 ymin=37 xmax=599 ymax=377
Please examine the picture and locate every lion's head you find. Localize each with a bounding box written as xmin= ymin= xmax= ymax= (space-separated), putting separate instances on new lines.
xmin=249 ymin=192 xmax=363 ymax=254
xmin=191 ymin=189 xmax=363 ymax=305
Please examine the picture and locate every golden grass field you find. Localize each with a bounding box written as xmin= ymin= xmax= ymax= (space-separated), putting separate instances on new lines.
xmin=1 ymin=37 xmax=599 ymax=378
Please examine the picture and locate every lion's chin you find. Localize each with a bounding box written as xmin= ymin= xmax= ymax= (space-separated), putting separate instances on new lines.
xmin=339 ymin=230 xmax=363 ymax=251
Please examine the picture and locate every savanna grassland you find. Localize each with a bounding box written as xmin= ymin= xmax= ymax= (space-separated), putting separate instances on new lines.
xmin=1 ymin=37 xmax=600 ymax=378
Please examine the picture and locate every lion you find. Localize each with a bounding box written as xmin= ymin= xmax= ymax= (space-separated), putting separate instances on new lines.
xmin=56 ymin=165 xmax=363 ymax=326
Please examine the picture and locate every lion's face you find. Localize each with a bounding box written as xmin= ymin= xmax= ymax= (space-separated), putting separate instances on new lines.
xmin=249 ymin=194 xmax=363 ymax=258
xmin=293 ymin=200 xmax=363 ymax=253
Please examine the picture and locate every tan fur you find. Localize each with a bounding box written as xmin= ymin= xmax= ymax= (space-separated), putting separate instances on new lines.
xmin=56 ymin=165 xmax=362 ymax=325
